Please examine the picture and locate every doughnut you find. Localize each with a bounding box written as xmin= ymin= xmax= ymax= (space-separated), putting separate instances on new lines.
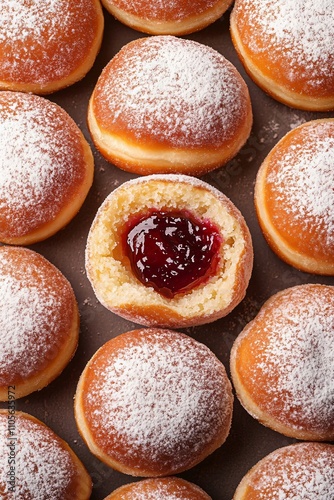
xmin=74 ymin=328 xmax=233 ymax=477
xmin=85 ymin=174 xmax=253 ymax=328
xmin=101 ymin=0 xmax=232 ymax=35
xmin=0 ymin=410 xmax=92 ymax=499
xmin=230 ymin=0 xmax=334 ymax=111
xmin=0 ymin=91 xmax=94 ymax=245
xmin=87 ymin=36 xmax=253 ymax=176
xmin=254 ymin=119 xmax=334 ymax=275
xmin=230 ymin=284 xmax=334 ymax=441
xmin=0 ymin=0 xmax=104 ymax=94
xmin=104 ymin=477 xmax=212 ymax=499
xmin=0 ymin=246 xmax=79 ymax=401
xmin=233 ymin=442 xmax=334 ymax=499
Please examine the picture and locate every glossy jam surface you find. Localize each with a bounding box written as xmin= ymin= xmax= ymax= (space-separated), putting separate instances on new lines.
xmin=125 ymin=210 xmax=222 ymax=298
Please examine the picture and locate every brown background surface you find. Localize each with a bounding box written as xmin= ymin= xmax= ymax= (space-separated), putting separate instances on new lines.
xmin=1 ymin=6 xmax=333 ymax=499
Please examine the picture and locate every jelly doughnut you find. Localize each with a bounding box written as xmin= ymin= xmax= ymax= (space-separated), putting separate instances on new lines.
xmin=254 ymin=119 xmax=334 ymax=275
xmin=85 ymin=174 xmax=253 ymax=328
xmin=0 ymin=91 xmax=94 ymax=245
xmin=75 ymin=328 xmax=233 ymax=477
xmin=88 ymin=36 xmax=252 ymax=176
xmin=230 ymin=0 xmax=334 ymax=111
xmin=230 ymin=284 xmax=334 ymax=441
xmin=0 ymin=0 xmax=104 ymax=94
xmin=0 ymin=410 xmax=91 ymax=499
xmin=101 ymin=0 xmax=232 ymax=35
xmin=0 ymin=246 xmax=79 ymax=400
xmin=233 ymin=442 xmax=334 ymax=499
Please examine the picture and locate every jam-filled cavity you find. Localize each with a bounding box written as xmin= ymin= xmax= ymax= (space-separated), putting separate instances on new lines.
xmin=124 ymin=209 xmax=222 ymax=298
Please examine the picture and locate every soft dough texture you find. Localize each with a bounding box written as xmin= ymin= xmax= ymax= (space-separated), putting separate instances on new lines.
xmin=230 ymin=284 xmax=334 ymax=441
xmin=0 ymin=0 xmax=104 ymax=94
xmin=230 ymin=0 xmax=334 ymax=111
xmin=75 ymin=328 xmax=233 ymax=477
xmin=0 ymin=91 xmax=94 ymax=245
xmin=85 ymin=174 xmax=253 ymax=328
xmin=88 ymin=36 xmax=252 ymax=175
xmin=254 ymin=119 xmax=334 ymax=275
xmin=104 ymin=477 xmax=212 ymax=499
xmin=233 ymin=442 xmax=334 ymax=499
xmin=101 ymin=0 xmax=233 ymax=35
xmin=0 ymin=246 xmax=79 ymax=401
xmin=0 ymin=411 xmax=92 ymax=499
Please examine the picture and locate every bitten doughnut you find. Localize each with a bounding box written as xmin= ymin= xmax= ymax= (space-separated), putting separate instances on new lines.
xmin=230 ymin=284 xmax=334 ymax=441
xmin=101 ymin=0 xmax=232 ymax=35
xmin=230 ymin=0 xmax=334 ymax=111
xmin=0 ymin=91 xmax=94 ymax=245
xmin=75 ymin=328 xmax=233 ymax=477
xmin=254 ymin=119 xmax=334 ymax=275
xmin=104 ymin=477 xmax=212 ymax=499
xmin=85 ymin=174 xmax=253 ymax=328
xmin=0 ymin=0 xmax=104 ymax=94
xmin=0 ymin=246 xmax=79 ymax=401
xmin=88 ymin=36 xmax=252 ymax=176
xmin=0 ymin=410 xmax=91 ymax=499
xmin=233 ymin=442 xmax=334 ymax=499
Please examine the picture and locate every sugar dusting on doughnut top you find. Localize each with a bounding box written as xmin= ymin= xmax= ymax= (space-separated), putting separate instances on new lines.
xmin=0 ymin=92 xmax=86 ymax=238
xmin=85 ymin=329 xmax=232 ymax=472
xmin=246 ymin=285 xmax=334 ymax=434
xmin=110 ymin=0 xmax=221 ymax=21
xmin=94 ymin=36 xmax=249 ymax=148
xmin=233 ymin=0 xmax=333 ymax=91
xmin=266 ymin=120 xmax=334 ymax=252
xmin=0 ymin=413 xmax=74 ymax=498
xmin=0 ymin=247 xmax=74 ymax=384
xmin=0 ymin=0 xmax=99 ymax=84
xmin=247 ymin=443 xmax=334 ymax=498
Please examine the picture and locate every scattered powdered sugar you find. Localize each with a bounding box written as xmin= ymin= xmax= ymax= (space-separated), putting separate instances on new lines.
xmin=0 ymin=248 xmax=70 ymax=382
xmin=86 ymin=330 xmax=231 ymax=471
xmin=96 ymin=36 xmax=247 ymax=148
xmin=0 ymin=414 xmax=73 ymax=498
xmin=266 ymin=121 xmax=334 ymax=248
xmin=121 ymin=479 xmax=206 ymax=499
xmin=249 ymin=443 xmax=334 ymax=499
xmin=249 ymin=286 xmax=334 ymax=432
xmin=0 ymin=92 xmax=83 ymax=236
xmin=0 ymin=0 xmax=96 ymax=83
xmin=112 ymin=0 xmax=219 ymax=20
xmin=234 ymin=0 xmax=333 ymax=89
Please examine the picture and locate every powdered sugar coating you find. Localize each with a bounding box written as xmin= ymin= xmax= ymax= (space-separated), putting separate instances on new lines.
xmin=235 ymin=285 xmax=334 ymax=436
xmin=82 ymin=329 xmax=232 ymax=474
xmin=0 ymin=412 xmax=75 ymax=499
xmin=239 ymin=443 xmax=334 ymax=499
xmin=0 ymin=246 xmax=76 ymax=386
xmin=0 ymin=92 xmax=88 ymax=239
xmin=109 ymin=477 xmax=211 ymax=499
xmin=93 ymin=36 xmax=249 ymax=148
xmin=0 ymin=0 xmax=101 ymax=85
xmin=232 ymin=0 xmax=333 ymax=95
xmin=265 ymin=120 xmax=334 ymax=254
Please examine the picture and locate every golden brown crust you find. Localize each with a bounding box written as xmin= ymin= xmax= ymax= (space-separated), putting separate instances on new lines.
xmin=0 ymin=246 xmax=79 ymax=400
xmin=0 ymin=91 xmax=94 ymax=245
xmin=0 ymin=410 xmax=92 ymax=499
xmin=75 ymin=328 xmax=233 ymax=477
xmin=101 ymin=0 xmax=232 ymax=35
xmin=230 ymin=0 xmax=334 ymax=111
xmin=254 ymin=119 xmax=334 ymax=275
xmin=105 ymin=477 xmax=212 ymax=499
xmin=88 ymin=36 xmax=252 ymax=176
xmin=230 ymin=284 xmax=334 ymax=441
xmin=233 ymin=443 xmax=334 ymax=499
xmin=85 ymin=174 xmax=253 ymax=328
xmin=0 ymin=0 xmax=104 ymax=94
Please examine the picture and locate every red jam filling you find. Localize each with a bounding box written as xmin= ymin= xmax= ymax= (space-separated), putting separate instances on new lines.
xmin=124 ymin=210 xmax=222 ymax=298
